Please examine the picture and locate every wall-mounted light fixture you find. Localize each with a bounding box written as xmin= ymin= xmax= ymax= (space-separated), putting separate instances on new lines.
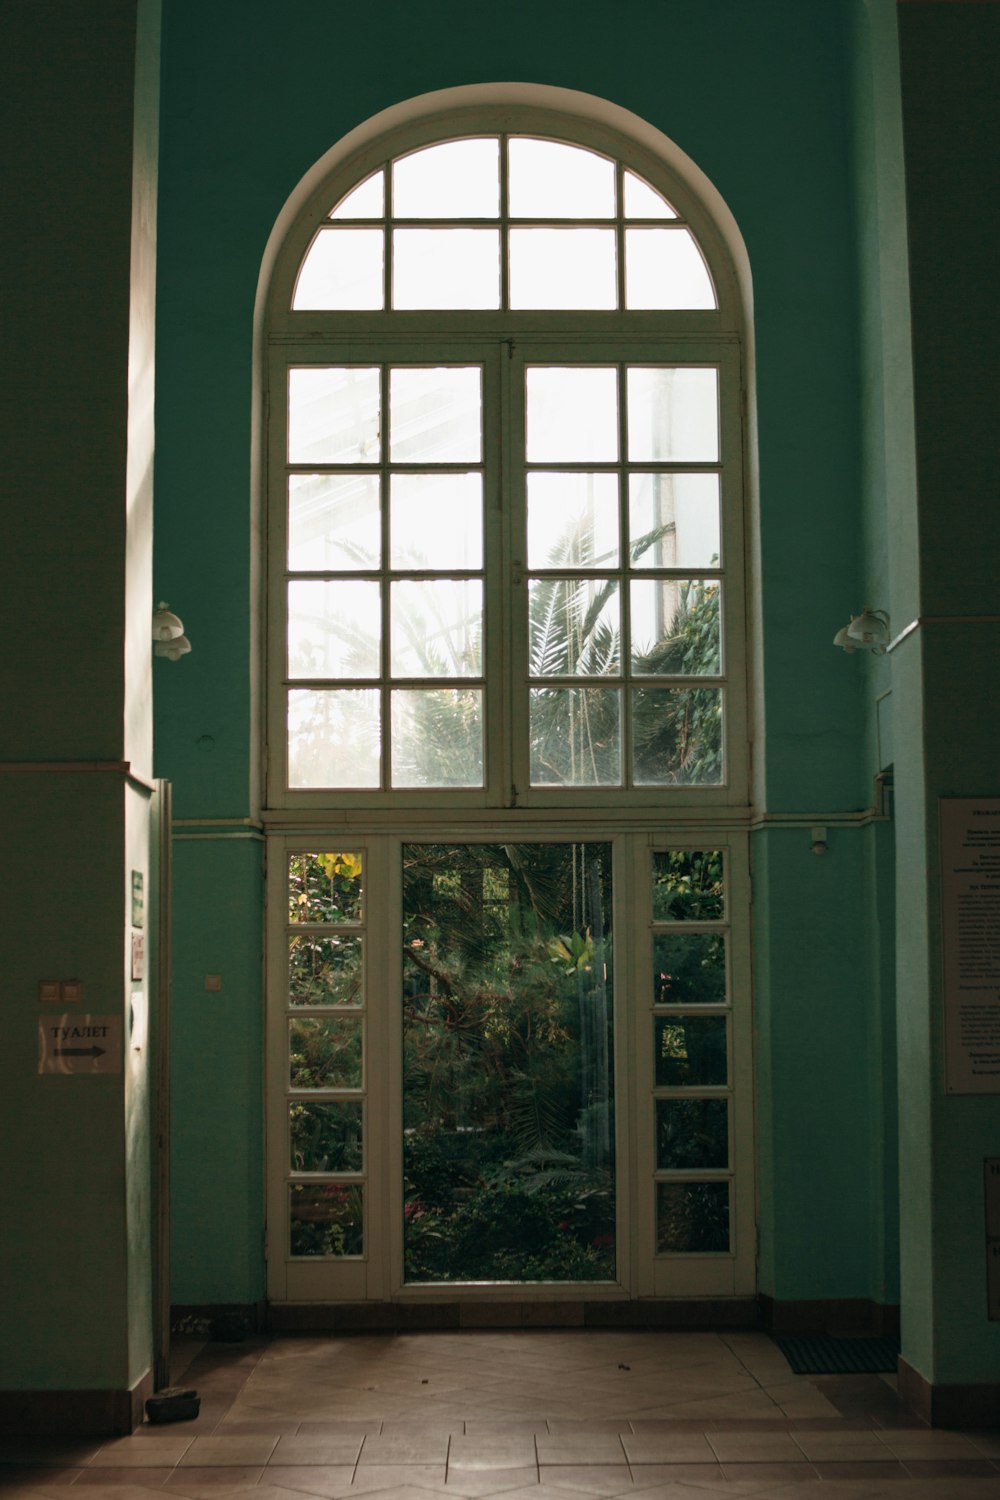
xmin=833 ymin=606 xmax=890 ymax=655
xmin=153 ymin=601 xmax=192 ymax=661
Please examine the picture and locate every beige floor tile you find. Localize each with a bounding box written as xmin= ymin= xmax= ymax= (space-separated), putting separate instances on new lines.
xmin=877 ymin=1432 xmax=984 ymax=1459
xmin=537 ymin=1438 xmax=625 ymax=1467
xmin=358 ymin=1436 xmax=450 ymax=1466
xmin=161 ymin=1470 xmax=267 ymax=1491
xmin=178 ymin=1437 xmax=278 ymax=1466
xmin=705 ymin=1430 xmax=804 ymax=1462
xmin=791 ymin=1429 xmax=898 ymax=1460
xmin=538 ymin=1467 xmax=634 ymax=1495
xmin=0 ymin=1445 xmax=103 ymax=1469
xmin=350 ymin=1466 xmax=448 ymax=1493
xmin=621 ymin=1435 xmax=715 ymax=1466
xmin=260 ymin=1468 xmax=356 ymax=1499
xmin=89 ymin=1441 xmax=192 ymax=1468
xmin=625 ymin=1393 xmax=780 ymax=1421
xmin=443 ymin=1469 xmax=539 ymax=1495
xmin=269 ymin=1440 xmax=364 ymax=1466
xmin=447 ymin=1440 xmax=536 ymax=1471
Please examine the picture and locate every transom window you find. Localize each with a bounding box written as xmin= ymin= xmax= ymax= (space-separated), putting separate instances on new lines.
xmin=293 ymin=136 xmax=716 ymax=313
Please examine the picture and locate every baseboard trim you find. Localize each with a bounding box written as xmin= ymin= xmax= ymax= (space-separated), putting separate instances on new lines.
xmin=898 ymin=1356 xmax=1000 ymax=1428
xmin=758 ymin=1294 xmax=900 ymax=1338
xmin=0 ymin=1368 xmax=152 ymax=1436
xmin=265 ymin=1298 xmax=760 ymax=1333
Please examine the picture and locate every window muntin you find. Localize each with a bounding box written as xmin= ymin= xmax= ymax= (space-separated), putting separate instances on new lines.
xmin=292 ymin=136 xmax=715 ymax=313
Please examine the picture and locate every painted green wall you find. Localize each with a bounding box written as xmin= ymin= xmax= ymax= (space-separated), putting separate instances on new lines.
xmin=154 ymin=0 xmax=897 ymax=1308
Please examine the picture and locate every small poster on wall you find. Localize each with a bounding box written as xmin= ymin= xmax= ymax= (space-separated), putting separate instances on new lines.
xmin=940 ymin=798 xmax=1000 ymax=1094
xmin=131 ymin=870 xmax=144 ymax=929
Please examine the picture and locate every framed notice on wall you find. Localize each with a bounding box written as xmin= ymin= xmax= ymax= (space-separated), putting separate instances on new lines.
xmin=940 ymin=798 xmax=1000 ymax=1094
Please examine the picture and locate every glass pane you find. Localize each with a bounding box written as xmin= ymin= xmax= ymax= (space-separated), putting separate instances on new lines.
xmin=290 ymin=1183 xmax=363 ymax=1257
xmin=530 ymin=687 xmax=621 ymax=786
xmin=287 ymin=688 xmax=380 ymax=789
xmin=391 ymin=688 xmax=483 ymax=788
xmin=288 ymin=580 xmax=380 ymax=679
xmin=653 ymin=932 xmax=726 ymax=1005
xmin=525 ymin=367 xmax=618 ymax=463
xmin=632 ymin=686 xmax=723 ymax=785
xmin=330 ymin=172 xmax=384 ymax=219
xmin=623 ymin=171 xmax=678 ymax=219
xmin=391 ymin=579 xmax=482 ymax=678
xmin=290 ymin=1101 xmax=363 ymax=1172
xmin=508 ymin=138 xmax=615 ymax=218
xmin=656 ymin=1098 xmax=728 ymax=1170
xmin=402 ymin=842 xmax=614 ymax=1282
xmin=288 ymin=367 xmax=380 ymax=465
xmin=630 ymin=580 xmax=721 ymax=675
xmin=289 ymin=934 xmax=363 ymax=1007
xmin=288 ymin=852 xmax=364 ymax=924
xmin=529 ymin=578 xmax=620 ymax=676
xmin=288 ymin=474 xmax=380 ymax=573
xmin=527 ymin=472 xmax=619 ymax=570
xmin=625 ymin=228 xmax=716 ymax=310
xmin=654 ymin=1015 xmax=727 ymax=1087
xmin=627 ymin=367 xmax=719 ymax=463
xmin=292 ymin=228 xmax=384 ymax=310
xmin=509 ymin=229 xmax=617 ymax=310
xmin=390 ymin=366 xmax=482 ymax=463
xmin=629 ymin=473 xmax=720 ymax=570
xmin=393 ymin=229 xmax=500 ymax=309
xmin=651 ymin=850 xmax=724 ymax=922
xmin=289 ymin=1015 xmax=362 ymax=1089
xmin=390 ymin=473 xmax=482 ymax=570
xmin=392 ymin=138 xmax=500 ymax=218
xmin=657 ymin=1182 xmax=729 ymax=1253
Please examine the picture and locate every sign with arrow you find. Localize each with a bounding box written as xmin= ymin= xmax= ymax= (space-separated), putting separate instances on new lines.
xmin=38 ymin=1015 xmax=122 ymax=1074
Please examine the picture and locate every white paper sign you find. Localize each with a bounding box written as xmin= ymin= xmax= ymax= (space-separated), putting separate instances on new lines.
xmin=940 ymin=799 xmax=1000 ymax=1094
xmin=38 ymin=1014 xmax=122 ymax=1074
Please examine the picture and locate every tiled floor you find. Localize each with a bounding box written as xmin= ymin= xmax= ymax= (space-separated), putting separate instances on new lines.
xmin=3 ymin=1329 xmax=1000 ymax=1499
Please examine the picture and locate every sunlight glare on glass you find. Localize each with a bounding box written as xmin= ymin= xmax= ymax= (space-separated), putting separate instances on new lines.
xmin=392 ymin=228 xmax=500 ymax=309
xmin=627 ymin=366 xmax=719 ymax=463
xmin=628 ymin=473 xmax=720 ymax=570
xmin=625 ymin=228 xmax=716 ymax=309
xmin=287 ymin=579 xmax=381 ymax=679
xmin=389 ymin=366 xmax=482 ymax=463
xmin=293 ymin=228 xmax=384 ymax=310
xmin=329 ymin=171 xmax=385 ymax=219
xmin=392 ymin=138 xmax=500 ymax=218
xmin=390 ymin=473 xmax=483 ymax=570
xmin=509 ymin=228 xmax=616 ymax=309
xmin=508 ymin=137 xmax=615 ymax=218
xmin=527 ymin=472 xmax=619 ymax=569
xmin=623 ymin=170 xmax=678 ymax=219
xmin=390 ymin=579 xmax=483 ymax=678
xmin=526 ymin=366 xmax=618 ymax=462
xmin=288 ymin=367 xmax=380 ymax=464
xmin=287 ymin=688 xmax=380 ymax=788
xmin=288 ymin=473 xmax=381 ymax=572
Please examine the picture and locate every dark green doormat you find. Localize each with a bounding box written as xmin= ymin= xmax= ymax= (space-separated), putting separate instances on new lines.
xmin=773 ymin=1334 xmax=900 ymax=1374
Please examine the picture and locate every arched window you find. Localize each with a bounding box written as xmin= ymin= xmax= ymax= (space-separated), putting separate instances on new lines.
xmin=266 ymin=123 xmax=747 ymax=809
xmin=263 ymin=107 xmax=753 ymax=1309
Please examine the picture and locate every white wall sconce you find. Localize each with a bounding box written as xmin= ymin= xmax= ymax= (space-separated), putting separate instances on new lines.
xmin=153 ymin=601 xmax=192 ymax=661
xmin=833 ymin=606 xmax=890 ymax=655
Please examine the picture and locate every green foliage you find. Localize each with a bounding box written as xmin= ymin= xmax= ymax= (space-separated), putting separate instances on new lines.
xmin=401 ymin=842 xmax=616 ymax=1283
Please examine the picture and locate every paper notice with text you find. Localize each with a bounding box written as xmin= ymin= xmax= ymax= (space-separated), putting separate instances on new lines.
xmin=941 ymin=799 xmax=1000 ymax=1094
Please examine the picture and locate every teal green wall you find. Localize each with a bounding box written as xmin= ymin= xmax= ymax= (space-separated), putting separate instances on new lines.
xmin=168 ymin=837 xmax=264 ymax=1303
xmin=155 ymin=0 xmax=897 ymax=1309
